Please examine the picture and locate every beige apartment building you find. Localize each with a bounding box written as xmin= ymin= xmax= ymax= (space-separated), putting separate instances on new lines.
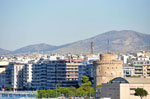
xmin=96 ymin=77 xmax=150 ymax=99
xmin=133 ymin=60 xmax=150 ymax=78
xmin=0 ymin=61 xmax=9 ymax=73
xmin=94 ymin=53 xmax=123 ymax=87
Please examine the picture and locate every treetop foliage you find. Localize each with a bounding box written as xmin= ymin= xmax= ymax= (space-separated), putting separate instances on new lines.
xmin=37 ymin=76 xmax=95 ymax=98
xmin=135 ymin=88 xmax=148 ymax=99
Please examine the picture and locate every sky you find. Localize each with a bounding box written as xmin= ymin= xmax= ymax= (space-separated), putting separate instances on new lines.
xmin=0 ymin=0 xmax=150 ymax=51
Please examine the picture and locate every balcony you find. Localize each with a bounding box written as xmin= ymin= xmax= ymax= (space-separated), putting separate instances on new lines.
xmin=66 ymin=76 xmax=78 ymax=78
xmin=147 ymin=71 xmax=150 ymax=74
xmin=135 ymin=67 xmax=143 ymax=70
xmin=66 ymin=67 xmax=78 ymax=68
xmin=66 ymin=73 xmax=78 ymax=75
xmin=147 ymin=67 xmax=150 ymax=69
xmin=135 ymin=71 xmax=143 ymax=74
xmin=66 ymin=69 xmax=78 ymax=71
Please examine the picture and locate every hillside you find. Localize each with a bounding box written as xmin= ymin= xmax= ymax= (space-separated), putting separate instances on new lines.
xmin=0 ymin=48 xmax=11 ymax=55
xmin=13 ymin=43 xmax=57 ymax=54
xmin=53 ymin=30 xmax=150 ymax=54
xmin=1 ymin=30 xmax=150 ymax=55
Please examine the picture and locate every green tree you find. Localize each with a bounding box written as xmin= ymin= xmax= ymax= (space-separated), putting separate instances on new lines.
xmin=96 ymin=85 xmax=102 ymax=88
xmin=37 ymin=90 xmax=47 ymax=98
xmin=5 ymin=87 xmax=13 ymax=91
xmin=78 ymin=76 xmax=95 ymax=97
xmin=135 ymin=88 xmax=148 ymax=99
xmin=81 ymin=76 xmax=89 ymax=83
xmin=69 ymin=87 xmax=76 ymax=98
xmin=76 ymin=88 xmax=85 ymax=96
xmin=37 ymin=76 xmax=95 ymax=98
xmin=47 ymin=89 xmax=56 ymax=98
xmin=59 ymin=88 xmax=70 ymax=97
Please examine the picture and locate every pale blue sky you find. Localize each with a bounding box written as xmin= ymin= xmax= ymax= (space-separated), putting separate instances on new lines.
xmin=0 ymin=0 xmax=150 ymax=50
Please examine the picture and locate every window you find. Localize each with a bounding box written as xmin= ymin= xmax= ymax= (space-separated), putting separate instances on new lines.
xmin=130 ymin=88 xmax=136 ymax=90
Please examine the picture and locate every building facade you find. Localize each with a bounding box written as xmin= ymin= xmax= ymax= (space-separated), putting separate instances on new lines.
xmin=96 ymin=77 xmax=150 ymax=99
xmin=23 ymin=64 xmax=33 ymax=89
xmin=6 ymin=63 xmax=25 ymax=90
xmin=132 ymin=60 xmax=150 ymax=78
xmin=32 ymin=60 xmax=83 ymax=89
xmin=0 ymin=61 xmax=8 ymax=90
xmin=5 ymin=63 xmax=32 ymax=90
xmin=123 ymin=66 xmax=134 ymax=77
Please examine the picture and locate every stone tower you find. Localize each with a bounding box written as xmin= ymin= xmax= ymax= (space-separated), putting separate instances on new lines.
xmin=94 ymin=53 xmax=123 ymax=87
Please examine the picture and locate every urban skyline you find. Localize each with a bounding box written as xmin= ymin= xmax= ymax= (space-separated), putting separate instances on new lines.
xmin=0 ymin=1 xmax=150 ymax=98
xmin=0 ymin=51 xmax=150 ymax=99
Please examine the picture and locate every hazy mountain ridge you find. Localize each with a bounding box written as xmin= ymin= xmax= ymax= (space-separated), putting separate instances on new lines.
xmin=13 ymin=43 xmax=57 ymax=54
xmin=0 ymin=48 xmax=11 ymax=55
xmin=0 ymin=30 xmax=150 ymax=55
xmin=53 ymin=30 xmax=150 ymax=54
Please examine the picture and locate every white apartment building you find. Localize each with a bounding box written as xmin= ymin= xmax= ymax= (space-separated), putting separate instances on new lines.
xmin=23 ymin=64 xmax=33 ymax=89
xmin=6 ymin=63 xmax=25 ymax=90
xmin=5 ymin=63 xmax=33 ymax=90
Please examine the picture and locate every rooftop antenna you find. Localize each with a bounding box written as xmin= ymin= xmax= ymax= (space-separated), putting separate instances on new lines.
xmin=91 ymin=41 xmax=94 ymax=54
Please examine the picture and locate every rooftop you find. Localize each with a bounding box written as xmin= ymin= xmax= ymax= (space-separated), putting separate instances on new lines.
xmin=110 ymin=77 xmax=150 ymax=84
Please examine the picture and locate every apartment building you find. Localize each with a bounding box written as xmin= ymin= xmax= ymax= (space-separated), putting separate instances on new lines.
xmin=1 ymin=54 xmax=96 ymax=90
xmin=23 ymin=64 xmax=33 ymax=89
xmin=78 ymin=61 xmax=88 ymax=86
xmin=0 ymin=61 xmax=8 ymax=90
xmin=132 ymin=60 xmax=150 ymax=77
xmin=32 ymin=60 xmax=84 ymax=89
xmin=5 ymin=63 xmax=33 ymax=90
xmin=0 ymin=73 xmax=6 ymax=90
xmin=0 ymin=61 xmax=9 ymax=73
xmin=6 ymin=63 xmax=25 ymax=90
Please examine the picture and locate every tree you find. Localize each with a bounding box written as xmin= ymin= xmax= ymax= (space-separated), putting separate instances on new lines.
xmin=69 ymin=87 xmax=76 ymax=98
xmin=78 ymin=76 xmax=95 ymax=97
xmin=5 ymin=87 xmax=13 ymax=91
xmin=135 ymin=88 xmax=148 ymax=99
xmin=76 ymin=88 xmax=85 ymax=97
xmin=96 ymin=85 xmax=102 ymax=88
xmin=81 ymin=76 xmax=89 ymax=83
xmin=59 ymin=88 xmax=70 ymax=97
xmin=37 ymin=90 xmax=47 ymax=98
xmin=47 ymin=89 xmax=56 ymax=98
xmin=37 ymin=76 xmax=95 ymax=98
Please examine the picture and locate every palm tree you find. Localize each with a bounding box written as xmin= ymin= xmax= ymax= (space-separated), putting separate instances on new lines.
xmin=135 ymin=88 xmax=148 ymax=99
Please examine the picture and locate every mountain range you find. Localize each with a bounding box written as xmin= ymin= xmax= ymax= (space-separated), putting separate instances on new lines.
xmin=1 ymin=30 xmax=150 ymax=55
